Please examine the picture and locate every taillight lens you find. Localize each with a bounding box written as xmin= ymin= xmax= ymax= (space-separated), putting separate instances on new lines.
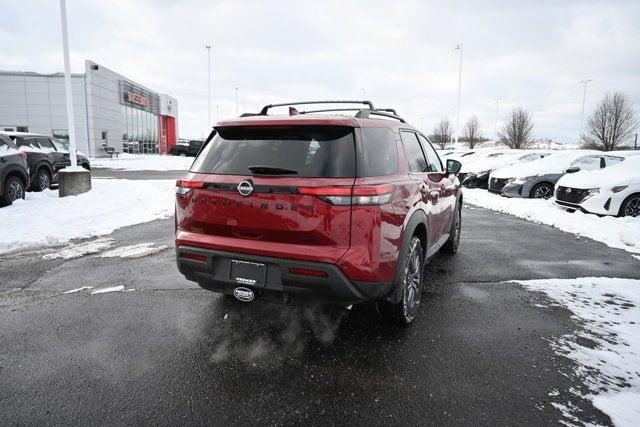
xmin=176 ymin=179 xmax=204 ymax=196
xmin=298 ymin=184 xmax=394 ymax=206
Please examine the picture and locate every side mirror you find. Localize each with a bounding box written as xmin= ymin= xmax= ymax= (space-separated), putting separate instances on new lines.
xmin=565 ymin=166 xmax=580 ymax=174
xmin=446 ymin=159 xmax=462 ymax=175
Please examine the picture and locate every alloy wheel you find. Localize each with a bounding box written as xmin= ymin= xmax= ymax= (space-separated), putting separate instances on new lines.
xmin=39 ymin=173 xmax=50 ymax=191
xmin=533 ymin=185 xmax=553 ymax=199
xmin=404 ymin=239 xmax=423 ymax=318
xmin=624 ymin=197 xmax=640 ymax=217
xmin=8 ymin=181 xmax=24 ymax=202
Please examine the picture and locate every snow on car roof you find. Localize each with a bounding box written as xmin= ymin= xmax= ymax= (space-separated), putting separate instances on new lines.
xmin=490 ymin=150 xmax=601 ymax=179
xmin=557 ymin=155 xmax=640 ymax=189
xmin=461 ymin=150 xmax=546 ymax=173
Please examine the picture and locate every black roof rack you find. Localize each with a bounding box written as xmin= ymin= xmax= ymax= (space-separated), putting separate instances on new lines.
xmin=259 ymin=100 xmax=374 ymax=115
xmin=256 ymin=100 xmax=405 ymax=123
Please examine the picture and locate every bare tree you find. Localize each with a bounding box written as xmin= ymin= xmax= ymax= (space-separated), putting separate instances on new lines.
xmin=498 ymin=108 xmax=535 ymax=149
xmin=462 ymin=116 xmax=483 ymax=149
xmin=432 ymin=119 xmax=452 ymax=149
xmin=581 ymin=92 xmax=638 ymax=151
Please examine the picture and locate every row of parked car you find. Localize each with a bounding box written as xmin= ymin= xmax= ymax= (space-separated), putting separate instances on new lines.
xmin=439 ymin=148 xmax=640 ymax=217
xmin=0 ymin=132 xmax=91 ymax=207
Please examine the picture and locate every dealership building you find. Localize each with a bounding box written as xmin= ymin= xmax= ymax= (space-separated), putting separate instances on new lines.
xmin=0 ymin=60 xmax=178 ymax=157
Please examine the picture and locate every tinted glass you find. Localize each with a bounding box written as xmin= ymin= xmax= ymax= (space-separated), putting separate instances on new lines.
xmin=36 ymin=137 xmax=55 ymax=150
xmin=360 ymin=128 xmax=398 ymax=176
xmin=571 ymin=155 xmax=601 ymax=170
xmin=191 ymin=126 xmax=355 ymax=177
xmin=418 ymin=135 xmax=443 ymax=172
xmin=400 ymin=131 xmax=427 ymax=173
xmin=14 ymin=138 xmax=38 ymax=148
xmin=50 ymin=138 xmax=66 ymax=152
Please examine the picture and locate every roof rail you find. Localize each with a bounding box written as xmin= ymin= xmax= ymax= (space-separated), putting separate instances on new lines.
xmin=259 ymin=100 xmax=375 ymax=115
xmin=376 ymin=108 xmax=399 ymax=115
xmin=355 ymin=109 xmax=406 ymax=123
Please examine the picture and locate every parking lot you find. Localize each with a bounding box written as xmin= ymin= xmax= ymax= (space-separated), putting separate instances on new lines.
xmin=1 ymin=169 xmax=639 ymax=425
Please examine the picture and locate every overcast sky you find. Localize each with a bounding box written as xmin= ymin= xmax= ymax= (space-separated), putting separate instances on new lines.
xmin=1 ymin=0 xmax=639 ymax=142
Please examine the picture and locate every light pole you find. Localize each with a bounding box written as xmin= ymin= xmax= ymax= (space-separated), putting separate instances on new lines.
xmin=205 ymin=45 xmax=212 ymax=128
xmin=494 ymin=98 xmax=500 ymax=140
xmin=59 ymin=0 xmax=77 ymax=168
xmin=579 ymin=79 xmax=593 ymax=139
xmin=454 ymin=44 xmax=463 ymax=144
xmin=235 ymin=87 xmax=239 ymax=117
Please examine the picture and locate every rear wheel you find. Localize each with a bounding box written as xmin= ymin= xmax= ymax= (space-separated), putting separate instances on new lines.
xmin=442 ymin=201 xmax=461 ymax=254
xmin=619 ymin=194 xmax=640 ymax=217
xmin=530 ymin=182 xmax=554 ymax=199
xmin=377 ymin=236 xmax=424 ymax=325
xmin=32 ymin=168 xmax=51 ymax=192
xmin=0 ymin=176 xmax=25 ymax=207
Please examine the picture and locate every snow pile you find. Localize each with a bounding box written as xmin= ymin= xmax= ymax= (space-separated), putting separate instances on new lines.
xmin=42 ymin=238 xmax=116 ymax=260
xmin=517 ymin=277 xmax=640 ymax=426
xmin=0 ymin=144 xmax=20 ymax=157
xmin=0 ymin=179 xmax=175 ymax=255
xmin=464 ymin=189 xmax=640 ymax=254
xmin=558 ymin=156 xmax=640 ymax=189
xmin=98 ymin=243 xmax=168 ymax=259
xmin=90 ymin=153 xmax=194 ymax=171
xmin=461 ymin=150 xmax=546 ymax=174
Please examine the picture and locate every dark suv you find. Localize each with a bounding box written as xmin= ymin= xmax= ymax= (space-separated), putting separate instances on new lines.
xmin=175 ymin=101 xmax=463 ymax=324
xmin=169 ymin=140 xmax=204 ymax=157
xmin=0 ymin=134 xmax=29 ymax=207
xmin=3 ymin=132 xmax=90 ymax=191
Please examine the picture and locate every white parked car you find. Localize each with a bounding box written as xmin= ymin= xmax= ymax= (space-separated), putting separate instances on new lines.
xmin=460 ymin=150 xmax=548 ymax=189
xmin=554 ymin=155 xmax=640 ymax=217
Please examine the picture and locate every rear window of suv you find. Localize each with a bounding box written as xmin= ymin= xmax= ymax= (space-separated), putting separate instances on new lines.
xmin=191 ymin=126 xmax=356 ymax=177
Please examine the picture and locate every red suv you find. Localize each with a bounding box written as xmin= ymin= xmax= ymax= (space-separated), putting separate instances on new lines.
xmin=175 ymin=101 xmax=462 ymax=324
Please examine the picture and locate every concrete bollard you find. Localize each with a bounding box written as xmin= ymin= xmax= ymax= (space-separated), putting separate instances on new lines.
xmin=58 ymin=168 xmax=91 ymax=197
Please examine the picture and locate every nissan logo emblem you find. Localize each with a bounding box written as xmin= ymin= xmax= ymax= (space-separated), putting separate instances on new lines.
xmin=237 ymin=180 xmax=254 ymax=196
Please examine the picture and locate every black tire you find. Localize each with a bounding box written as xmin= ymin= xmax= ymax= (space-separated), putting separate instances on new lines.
xmin=376 ymin=235 xmax=424 ymax=325
xmin=619 ymin=193 xmax=640 ymax=217
xmin=442 ymin=200 xmax=462 ymax=254
xmin=530 ymin=182 xmax=554 ymax=199
xmin=32 ymin=168 xmax=51 ymax=192
xmin=0 ymin=176 xmax=25 ymax=207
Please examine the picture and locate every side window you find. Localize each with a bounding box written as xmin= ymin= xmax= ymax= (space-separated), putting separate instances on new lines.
xmin=51 ymin=138 xmax=67 ymax=152
xmin=571 ymin=155 xmax=602 ymax=171
xmin=37 ymin=137 xmax=55 ymax=151
xmin=16 ymin=138 xmax=37 ymax=148
xmin=400 ymin=131 xmax=427 ymax=173
xmin=360 ymin=128 xmax=398 ymax=176
xmin=418 ymin=135 xmax=443 ymax=172
xmin=604 ymin=156 xmax=624 ymax=167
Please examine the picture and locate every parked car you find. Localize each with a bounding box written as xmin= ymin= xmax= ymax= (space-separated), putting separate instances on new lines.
xmin=0 ymin=134 xmax=29 ymax=206
xmin=554 ymin=155 xmax=640 ymax=217
xmin=175 ymin=101 xmax=463 ymax=324
xmin=488 ymin=150 xmax=625 ymax=199
xmin=169 ymin=140 xmax=204 ymax=157
xmin=2 ymin=132 xmax=90 ymax=191
xmin=461 ymin=150 xmax=548 ymax=189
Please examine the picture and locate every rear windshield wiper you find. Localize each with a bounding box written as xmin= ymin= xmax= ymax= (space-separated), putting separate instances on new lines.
xmin=248 ymin=166 xmax=298 ymax=175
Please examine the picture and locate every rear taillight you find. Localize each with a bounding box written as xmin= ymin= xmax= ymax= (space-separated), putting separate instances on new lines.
xmin=289 ymin=267 xmax=328 ymax=278
xmin=179 ymin=252 xmax=207 ymax=262
xmin=176 ymin=179 xmax=204 ymax=196
xmin=298 ymin=184 xmax=394 ymax=206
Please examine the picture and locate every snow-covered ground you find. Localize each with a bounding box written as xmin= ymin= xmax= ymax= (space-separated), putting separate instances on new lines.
xmin=517 ymin=277 xmax=640 ymax=426
xmin=464 ymin=189 xmax=640 ymax=255
xmin=90 ymin=153 xmax=194 ymax=171
xmin=0 ymin=179 xmax=175 ymax=255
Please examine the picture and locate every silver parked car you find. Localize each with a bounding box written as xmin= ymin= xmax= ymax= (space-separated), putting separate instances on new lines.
xmin=488 ymin=150 xmax=625 ymax=199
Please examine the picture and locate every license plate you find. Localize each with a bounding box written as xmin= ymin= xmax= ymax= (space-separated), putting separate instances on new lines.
xmin=230 ymin=260 xmax=266 ymax=286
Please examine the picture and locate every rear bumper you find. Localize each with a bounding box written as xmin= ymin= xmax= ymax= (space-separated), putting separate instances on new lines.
xmin=176 ymin=245 xmax=392 ymax=306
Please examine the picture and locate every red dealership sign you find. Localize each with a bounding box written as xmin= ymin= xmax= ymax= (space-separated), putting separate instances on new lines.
xmin=127 ymin=91 xmax=150 ymax=107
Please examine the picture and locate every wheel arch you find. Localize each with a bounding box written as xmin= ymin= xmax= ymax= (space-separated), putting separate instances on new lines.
xmin=0 ymin=166 xmax=28 ymax=195
xmin=619 ymin=192 xmax=640 ymax=217
xmin=529 ymin=180 xmax=555 ymax=198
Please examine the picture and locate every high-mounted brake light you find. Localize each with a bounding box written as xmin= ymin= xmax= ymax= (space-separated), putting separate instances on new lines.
xmin=298 ymin=184 xmax=394 ymax=206
xmin=176 ymin=179 xmax=204 ymax=196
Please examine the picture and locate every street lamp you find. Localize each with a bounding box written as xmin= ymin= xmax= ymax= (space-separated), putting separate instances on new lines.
xmin=579 ymin=79 xmax=593 ymax=139
xmin=235 ymin=87 xmax=239 ymax=117
xmin=494 ymin=98 xmax=501 ymax=140
xmin=205 ymin=45 xmax=212 ymax=128
xmin=454 ymin=44 xmax=463 ymax=144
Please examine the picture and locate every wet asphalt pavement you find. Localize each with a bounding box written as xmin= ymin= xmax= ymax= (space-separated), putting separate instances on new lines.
xmin=1 ymin=169 xmax=639 ymax=425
